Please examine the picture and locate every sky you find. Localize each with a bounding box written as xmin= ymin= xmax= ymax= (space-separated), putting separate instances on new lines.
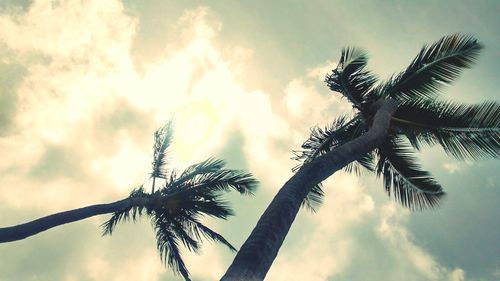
xmin=0 ymin=1 xmax=499 ymax=280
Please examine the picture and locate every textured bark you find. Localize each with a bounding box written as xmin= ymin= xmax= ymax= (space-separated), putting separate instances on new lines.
xmin=221 ymin=100 xmax=398 ymax=281
xmin=0 ymin=196 xmax=147 ymax=243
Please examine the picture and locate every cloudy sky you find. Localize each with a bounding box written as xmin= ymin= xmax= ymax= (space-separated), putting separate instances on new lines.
xmin=0 ymin=1 xmax=498 ymax=280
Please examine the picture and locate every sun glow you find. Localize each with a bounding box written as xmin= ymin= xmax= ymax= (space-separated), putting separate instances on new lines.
xmin=171 ymin=99 xmax=220 ymax=164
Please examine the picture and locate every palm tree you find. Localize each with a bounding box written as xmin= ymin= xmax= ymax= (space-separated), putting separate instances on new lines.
xmin=0 ymin=122 xmax=257 ymax=281
xmin=221 ymin=34 xmax=499 ymax=280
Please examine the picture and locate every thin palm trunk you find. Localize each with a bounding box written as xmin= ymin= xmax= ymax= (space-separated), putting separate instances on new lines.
xmin=221 ymin=100 xmax=398 ymax=281
xmin=0 ymin=197 xmax=148 ymax=243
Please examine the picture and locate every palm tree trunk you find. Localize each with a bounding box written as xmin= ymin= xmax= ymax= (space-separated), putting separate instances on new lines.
xmin=0 ymin=196 xmax=147 ymax=243
xmin=221 ymin=100 xmax=398 ymax=281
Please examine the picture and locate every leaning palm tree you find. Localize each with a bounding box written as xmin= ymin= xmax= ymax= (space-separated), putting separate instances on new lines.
xmin=221 ymin=34 xmax=499 ymax=280
xmin=0 ymin=122 xmax=257 ymax=281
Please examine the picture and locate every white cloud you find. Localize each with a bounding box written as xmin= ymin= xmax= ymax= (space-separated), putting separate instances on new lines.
xmin=184 ymin=242 xmax=228 ymax=280
xmin=0 ymin=1 xmax=274 ymax=208
xmin=284 ymin=78 xmax=326 ymax=119
xmin=443 ymin=162 xmax=461 ymax=174
xmin=447 ymin=268 xmax=465 ymax=281
xmin=82 ymin=247 xmax=164 ymax=281
xmin=0 ymin=0 xmax=142 ymax=210
xmin=377 ymin=203 xmax=467 ymax=281
xmin=0 ymin=0 xmax=135 ymax=59
xmin=306 ymin=60 xmax=336 ymax=81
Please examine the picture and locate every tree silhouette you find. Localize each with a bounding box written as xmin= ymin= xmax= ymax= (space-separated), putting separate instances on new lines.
xmin=221 ymin=34 xmax=499 ymax=280
xmin=0 ymin=122 xmax=257 ymax=281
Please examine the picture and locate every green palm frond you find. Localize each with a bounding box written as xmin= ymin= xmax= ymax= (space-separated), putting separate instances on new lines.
xmin=103 ymin=188 xmax=234 ymax=281
xmin=151 ymin=122 xmax=174 ymax=181
xmin=293 ymin=115 xmax=375 ymax=173
xmin=154 ymin=221 xmax=192 ymax=281
xmin=101 ymin=209 xmax=131 ymax=236
xmin=101 ymin=186 xmax=148 ymax=236
xmin=185 ymin=217 xmax=237 ymax=252
xmin=169 ymin=158 xmax=226 ymax=187
xmin=300 ymin=184 xmax=325 ymax=213
xmin=152 ymin=214 xmax=237 ymax=281
xmin=376 ymin=136 xmax=445 ymax=210
xmin=325 ymin=47 xmax=378 ymax=108
xmin=393 ymin=99 xmax=500 ymax=160
xmin=375 ymin=34 xmax=482 ymax=102
xmin=344 ymin=151 xmax=376 ymax=175
xmin=166 ymin=158 xmax=258 ymax=195
xmin=293 ymin=115 xmax=375 ymax=211
xmin=150 ymin=189 xmax=236 ymax=280
xmin=169 ymin=219 xmax=201 ymax=254
xmin=168 ymin=191 xmax=235 ymax=220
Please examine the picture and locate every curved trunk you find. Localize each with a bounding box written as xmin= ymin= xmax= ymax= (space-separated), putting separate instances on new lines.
xmin=0 ymin=197 xmax=146 ymax=243
xmin=221 ymin=100 xmax=398 ymax=281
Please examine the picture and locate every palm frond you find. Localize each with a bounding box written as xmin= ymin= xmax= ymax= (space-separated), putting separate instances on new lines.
xmin=392 ymin=99 xmax=500 ymax=159
xmin=293 ymin=115 xmax=375 ymax=173
xmin=151 ymin=121 xmax=174 ymax=180
xmin=155 ymin=200 xmax=236 ymax=251
xmin=154 ymin=220 xmax=191 ymax=281
xmin=293 ymin=115 xmax=375 ymax=211
xmin=375 ymin=34 xmax=482 ymax=102
xmin=101 ymin=208 xmax=131 ymax=236
xmin=176 ymin=193 xmax=235 ymax=220
xmin=294 ymin=116 xmax=355 ymax=165
xmin=186 ymin=217 xmax=237 ymax=252
xmin=325 ymin=47 xmax=378 ymax=107
xmin=171 ymin=158 xmax=226 ymax=186
xmin=166 ymin=158 xmax=258 ymax=195
xmin=101 ymin=186 xmax=147 ymax=236
xmin=376 ymin=136 xmax=445 ymax=210
xmin=344 ymin=151 xmax=376 ymax=175
xmin=168 ymin=219 xmax=201 ymax=254
xmin=301 ymin=183 xmax=325 ymax=213
xmin=149 ymin=191 xmax=233 ymax=280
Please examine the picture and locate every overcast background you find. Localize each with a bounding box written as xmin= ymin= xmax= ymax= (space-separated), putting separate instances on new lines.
xmin=0 ymin=1 xmax=499 ymax=280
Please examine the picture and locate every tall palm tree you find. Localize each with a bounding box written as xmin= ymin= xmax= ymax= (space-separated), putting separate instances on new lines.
xmin=221 ymin=34 xmax=499 ymax=280
xmin=0 ymin=122 xmax=257 ymax=281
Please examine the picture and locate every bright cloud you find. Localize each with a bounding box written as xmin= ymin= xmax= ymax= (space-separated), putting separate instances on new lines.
xmin=0 ymin=0 xmax=285 ymax=208
xmin=443 ymin=162 xmax=460 ymax=174
xmin=377 ymin=203 xmax=468 ymax=281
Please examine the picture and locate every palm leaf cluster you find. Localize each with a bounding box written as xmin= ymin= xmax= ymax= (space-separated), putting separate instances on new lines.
xmin=292 ymin=116 xmax=374 ymax=211
xmin=325 ymin=48 xmax=377 ymax=109
xmin=393 ymin=99 xmax=500 ymax=160
xmin=103 ymin=125 xmax=257 ymax=281
xmin=374 ymin=34 xmax=483 ymax=102
xmin=376 ymin=136 xmax=444 ymax=209
xmin=294 ymin=34 xmax=499 ymax=211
